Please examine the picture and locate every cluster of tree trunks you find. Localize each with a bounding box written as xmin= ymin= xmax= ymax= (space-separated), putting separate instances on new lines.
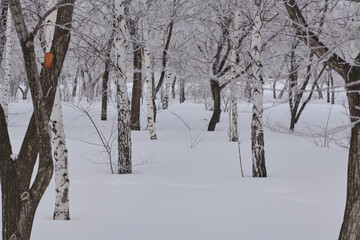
xmin=0 ymin=0 xmax=74 ymax=239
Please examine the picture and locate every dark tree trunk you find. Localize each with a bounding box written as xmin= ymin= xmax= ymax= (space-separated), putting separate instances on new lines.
xmin=330 ymin=72 xmax=335 ymax=104
xmin=130 ymin=21 xmax=142 ymax=130
xmin=101 ymin=63 xmax=109 ymax=121
xmin=1 ymin=164 xmax=20 ymax=240
xmin=0 ymin=105 xmax=20 ymax=240
xmin=339 ymin=68 xmax=360 ymax=240
xmin=180 ymin=78 xmax=185 ymax=103
xmin=152 ymin=72 xmax=157 ymax=123
xmin=208 ymin=80 xmax=221 ymax=131
xmin=327 ymin=74 xmax=330 ymax=103
xmin=101 ymin=35 xmax=114 ymax=121
xmin=171 ymin=76 xmax=176 ymax=99
xmin=272 ymin=79 xmax=277 ymax=99
xmin=154 ymin=20 xmax=174 ymax=95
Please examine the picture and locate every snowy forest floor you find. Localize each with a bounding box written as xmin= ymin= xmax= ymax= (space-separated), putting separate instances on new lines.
xmin=1 ymin=96 xmax=350 ymax=239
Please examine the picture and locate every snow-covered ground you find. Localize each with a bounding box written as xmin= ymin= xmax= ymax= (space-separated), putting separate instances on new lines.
xmin=2 ymin=97 xmax=349 ymax=239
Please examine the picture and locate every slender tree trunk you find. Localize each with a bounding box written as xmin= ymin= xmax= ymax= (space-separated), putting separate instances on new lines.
xmin=180 ymin=77 xmax=185 ymax=103
xmin=327 ymin=73 xmax=330 ymax=103
xmin=1 ymin=6 xmax=11 ymax=122
xmin=251 ymin=0 xmax=266 ymax=178
xmin=151 ymin=71 xmax=157 ymax=123
xmin=171 ymin=76 xmax=176 ymax=99
xmin=229 ymin=79 xmax=238 ymax=142
xmin=143 ymin=2 xmax=157 ymax=140
xmin=229 ymin=8 xmax=240 ymax=142
xmin=101 ymin=35 xmax=113 ymax=121
xmin=130 ymin=19 xmax=142 ymax=130
xmin=330 ymin=70 xmax=335 ymax=104
xmin=272 ymin=79 xmax=277 ymax=99
xmin=207 ymin=79 xmax=221 ymax=131
xmin=101 ymin=65 xmax=109 ymax=121
xmin=44 ymin=0 xmax=70 ymax=221
xmin=114 ymin=0 xmax=132 ymax=174
xmin=288 ymin=38 xmax=298 ymax=131
xmin=162 ymin=72 xmax=171 ymax=109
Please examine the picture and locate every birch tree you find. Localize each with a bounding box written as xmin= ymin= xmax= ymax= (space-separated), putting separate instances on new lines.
xmin=229 ymin=6 xmax=240 ymax=142
xmin=162 ymin=71 xmax=172 ymax=109
xmin=1 ymin=5 xmax=11 ymax=123
xmin=114 ymin=0 xmax=132 ymax=174
xmin=43 ymin=0 xmax=71 ymax=221
xmin=251 ymin=0 xmax=267 ymax=177
xmin=143 ymin=0 xmax=157 ymax=140
xmin=50 ymin=90 xmax=70 ymax=220
xmin=0 ymin=0 xmax=9 ymax=65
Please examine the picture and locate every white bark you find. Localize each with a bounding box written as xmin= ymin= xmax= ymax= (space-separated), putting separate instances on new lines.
xmin=114 ymin=0 xmax=132 ymax=174
xmin=162 ymin=72 xmax=171 ymax=109
xmin=46 ymin=0 xmax=70 ymax=220
xmin=143 ymin=0 xmax=157 ymax=140
xmin=349 ymin=2 xmax=360 ymax=62
xmin=229 ymin=8 xmax=240 ymax=142
xmin=50 ymin=89 xmax=70 ymax=220
xmin=251 ymin=0 xmax=267 ymax=177
xmin=1 ymin=8 xmax=12 ymax=123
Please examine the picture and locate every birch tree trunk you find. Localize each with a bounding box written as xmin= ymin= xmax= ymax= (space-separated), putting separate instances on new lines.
xmin=143 ymin=0 xmax=157 ymax=140
xmin=229 ymin=8 xmax=239 ymax=142
xmin=251 ymin=0 xmax=267 ymax=178
xmin=114 ymin=0 xmax=132 ymax=174
xmin=50 ymin=89 xmax=70 ymax=220
xmin=0 ymin=0 xmax=9 ymax=66
xmin=162 ymin=72 xmax=171 ymax=109
xmin=46 ymin=0 xmax=70 ymax=220
xmin=1 ymin=6 xmax=11 ymax=123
